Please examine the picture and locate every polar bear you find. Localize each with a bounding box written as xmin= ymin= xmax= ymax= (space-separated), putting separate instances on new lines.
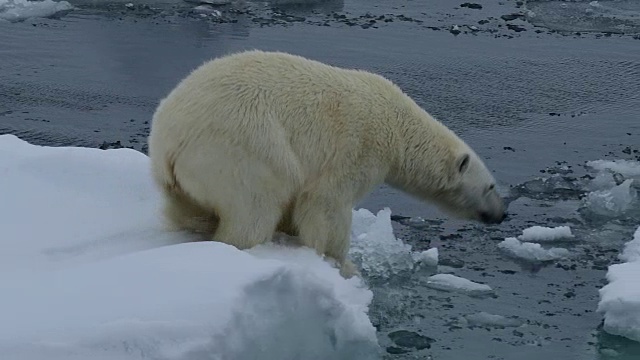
xmin=148 ymin=50 xmax=506 ymax=278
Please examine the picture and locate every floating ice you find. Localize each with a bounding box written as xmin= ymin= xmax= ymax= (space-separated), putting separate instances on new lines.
xmin=412 ymin=247 xmax=439 ymax=267
xmin=587 ymin=172 xmax=619 ymax=192
xmin=349 ymin=208 xmax=439 ymax=280
xmin=584 ymin=179 xmax=637 ymax=217
xmin=519 ymin=225 xmax=575 ymax=242
xmin=0 ymin=134 xmax=380 ymax=359
xmin=598 ymin=226 xmax=640 ymax=343
xmin=462 ymin=312 xmax=524 ymax=329
xmin=511 ymin=174 xmax=585 ymax=201
xmin=0 ymin=0 xmax=72 ymax=22
xmin=425 ymin=274 xmax=493 ymax=296
xmin=587 ymin=159 xmax=640 ymax=178
xmin=498 ymin=237 xmax=570 ymax=262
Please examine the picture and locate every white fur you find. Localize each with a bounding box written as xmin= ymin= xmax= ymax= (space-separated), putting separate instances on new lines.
xmin=148 ymin=50 xmax=506 ymax=278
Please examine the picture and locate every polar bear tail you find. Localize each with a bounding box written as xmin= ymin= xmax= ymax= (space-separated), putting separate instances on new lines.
xmin=157 ymin=156 xmax=220 ymax=237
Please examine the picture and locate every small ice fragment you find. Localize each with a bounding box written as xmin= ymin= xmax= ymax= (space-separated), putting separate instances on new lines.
xmin=193 ymin=5 xmax=221 ymax=15
xmin=498 ymin=237 xmax=569 ymax=262
xmin=589 ymin=1 xmax=601 ymax=8
xmin=183 ymin=0 xmax=231 ymax=5
xmin=519 ymin=225 xmax=574 ymax=242
xmin=464 ymin=312 xmax=523 ymax=328
xmin=125 ymin=2 xmax=133 ymax=9
xmin=436 ymin=265 xmax=457 ymax=274
xmin=426 ymin=274 xmax=493 ymax=294
xmin=412 ymin=248 xmax=438 ymax=267
xmin=584 ymin=179 xmax=637 ymax=217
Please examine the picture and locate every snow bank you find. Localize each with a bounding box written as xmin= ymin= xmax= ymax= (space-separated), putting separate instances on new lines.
xmin=0 ymin=134 xmax=380 ymax=359
xmin=598 ymin=225 xmax=640 ymax=343
xmin=0 ymin=0 xmax=72 ymax=22
xmin=519 ymin=225 xmax=574 ymax=242
xmin=498 ymin=237 xmax=570 ymax=262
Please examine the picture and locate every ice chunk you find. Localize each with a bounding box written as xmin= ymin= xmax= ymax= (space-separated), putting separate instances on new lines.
xmin=587 ymin=160 xmax=640 ymax=178
xmin=0 ymin=134 xmax=380 ymax=358
xmin=598 ymin=226 xmax=640 ymax=343
xmin=425 ymin=274 xmax=493 ymax=296
xmin=584 ymin=179 xmax=637 ymax=217
xmin=349 ymin=208 xmax=416 ymax=279
xmin=0 ymin=0 xmax=73 ymax=22
xmin=412 ymin=247 xmax=439 ymax=267
xmin=498 ymin=237 xmax=570 ymax=262
xmin=587 ymin=172 xmax=619 ymax=191
xmin=519 ymin=225 xmax=574 ymax=242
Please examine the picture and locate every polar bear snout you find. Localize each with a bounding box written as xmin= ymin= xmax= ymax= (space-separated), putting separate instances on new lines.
xmin=479 ymin=210 xmax=507 ymax=224
xmin=477 ymin=191 xmax=508 ymax=224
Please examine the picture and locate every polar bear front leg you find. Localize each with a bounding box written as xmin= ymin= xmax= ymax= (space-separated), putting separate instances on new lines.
xmin=293 ymin=182 xmax=358 ymax=278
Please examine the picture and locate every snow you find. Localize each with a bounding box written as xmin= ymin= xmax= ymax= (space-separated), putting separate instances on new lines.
xmin=518 ymin=225 xmax=574 ymax=242
xmin=0 ymin=134 xmax=381 ymax=359
xmin=498 ymin=237 xmax=570 ymax=262
xmin=598 ymin=225 xmax=640 ymax=343
xmin=0 ymin=0 xmax=72 ymax=22
xmin=425 ymin=274 xmax=493 ymax=296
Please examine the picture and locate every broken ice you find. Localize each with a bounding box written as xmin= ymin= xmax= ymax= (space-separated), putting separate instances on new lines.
xmin=498 ymin=237 xmax=570 ymax=262
xmin=463 ymin=311 xmax=524 ymax=329
xmin=425 ymin=274 xmax=493 ymax=297
xmin=519 ymin=225 xmax=575 ymax=242
xmin=584 ymin=179 xmax=637 ymax=217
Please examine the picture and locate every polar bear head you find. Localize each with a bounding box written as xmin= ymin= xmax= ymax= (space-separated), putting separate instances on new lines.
xmin=434 ymin=149 xmax=507 ymax=224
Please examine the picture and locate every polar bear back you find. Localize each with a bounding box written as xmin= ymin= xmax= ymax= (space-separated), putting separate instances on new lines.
xmin=151 ymin=50 xmax=412 ymax=184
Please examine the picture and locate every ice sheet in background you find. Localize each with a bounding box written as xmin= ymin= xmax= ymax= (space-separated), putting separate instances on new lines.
xmin=0 ymin=0 xmax=72 ymax=22
xmin=0 ymin=134 xmax=381 ymax=359
xmin=598 ymin=225 xmax=640 ymax=343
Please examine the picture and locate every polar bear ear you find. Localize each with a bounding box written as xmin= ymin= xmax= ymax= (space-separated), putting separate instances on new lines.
xmin=457 ymin=153 xmax=470 ymax=174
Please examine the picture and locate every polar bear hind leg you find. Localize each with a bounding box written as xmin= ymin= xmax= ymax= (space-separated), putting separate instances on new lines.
xmin=172 ymin=141 xmax=297 ymax=250
xmin=161 ymin=184 xmax=219 ymax=237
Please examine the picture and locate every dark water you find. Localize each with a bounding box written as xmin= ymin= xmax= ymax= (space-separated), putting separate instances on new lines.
xmin=1 ymin=0 xmax=640 ymax=359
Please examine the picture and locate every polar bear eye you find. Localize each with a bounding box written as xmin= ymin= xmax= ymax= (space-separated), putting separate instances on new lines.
xmin=489 ymin=184 xmax=495 ymax=190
